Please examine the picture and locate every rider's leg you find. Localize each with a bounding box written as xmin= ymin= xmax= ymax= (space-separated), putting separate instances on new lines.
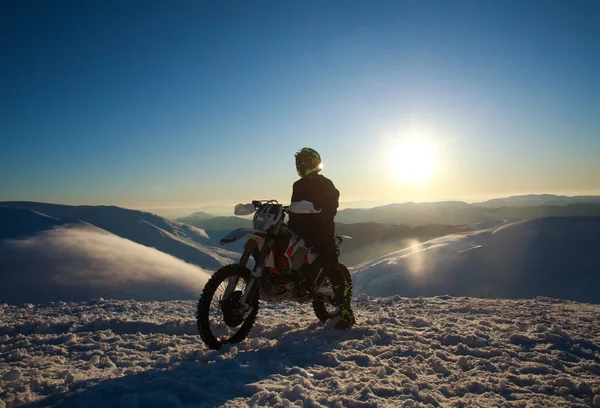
xmin=314 ymin=236 xmax=355 ymax=329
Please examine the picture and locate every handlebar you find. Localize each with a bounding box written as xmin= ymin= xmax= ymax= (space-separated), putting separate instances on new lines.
xmin=235 ymin=200 xmax=320 ymax=216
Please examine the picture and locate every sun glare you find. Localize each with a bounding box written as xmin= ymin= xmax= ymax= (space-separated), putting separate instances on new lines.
xmin=388 ymin=138 xmax=436 ymax=184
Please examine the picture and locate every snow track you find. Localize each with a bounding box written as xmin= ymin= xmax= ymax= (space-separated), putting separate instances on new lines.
xmin=1 ymin=296 xmax=599 ymax=407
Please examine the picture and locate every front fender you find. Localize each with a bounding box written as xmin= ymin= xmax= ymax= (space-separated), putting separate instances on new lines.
xmin=220 ymin=228 xmax=266 ymax=246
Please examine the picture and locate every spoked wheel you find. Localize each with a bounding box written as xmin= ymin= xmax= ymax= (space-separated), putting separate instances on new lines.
xmin=312 ymin=263 xmax=352 ymax=322
xmin=196 ymin=264 xmax=259 ymax=350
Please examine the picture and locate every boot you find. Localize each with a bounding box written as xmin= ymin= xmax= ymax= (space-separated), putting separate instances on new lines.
xmin=334 ymin=281 xmax=355 ymax=329
xmin=335 ymin=306 xmax=356 ymax=329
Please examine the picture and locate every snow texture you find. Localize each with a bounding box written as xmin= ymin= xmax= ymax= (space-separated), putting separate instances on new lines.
xmin=353 ymin=217 xmax=600 ymax=303
xmin=1 ymin=296 xmax=599 ymax=407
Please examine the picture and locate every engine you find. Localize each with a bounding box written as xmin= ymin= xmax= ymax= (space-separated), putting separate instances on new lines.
xmin=259 ymin=270 xmax=295 ymax=301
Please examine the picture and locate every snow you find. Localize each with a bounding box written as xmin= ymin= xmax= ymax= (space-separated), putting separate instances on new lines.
xmin=0 ymin=204 xmax=249 ymax=304
xmin=467 ymin=219 xmax=512 ymax=231
xmin=352 ymin=217 xmax=600 ymax=303
xmin=0 ymin=296 xmax=599 ymax=407
xmin=2 ymin=204 xmax=600 ymax=406
xmin=4 ymin=203 xmax=599 ymax=305
xmin=0 ymin=203 xmax=240 ymax=271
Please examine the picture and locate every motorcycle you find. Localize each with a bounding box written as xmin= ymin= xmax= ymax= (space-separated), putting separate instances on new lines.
xmin=196 ymin=199 xmax=352 ymax=350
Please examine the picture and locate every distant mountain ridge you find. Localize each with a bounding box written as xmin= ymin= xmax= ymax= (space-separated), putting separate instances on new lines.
xmin=336 ymin=200 xmax=600 ymax=226
xmin=172 ymin=193 xmax=600 ymax=230
xmin=336 ymin=201 xmax=490 ymax=225
xmin=185 ymin=211 xmax=216 ymax=220
xmin=474 ymin=194 xmax=600 ymax=207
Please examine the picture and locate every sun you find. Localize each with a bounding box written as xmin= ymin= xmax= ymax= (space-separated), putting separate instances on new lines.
xmin=388 ymin=137 xmax=436 ymax=184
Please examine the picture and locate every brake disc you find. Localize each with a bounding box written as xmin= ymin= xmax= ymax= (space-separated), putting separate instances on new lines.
xmin=220 ymin=291 xmax=245 ymax=327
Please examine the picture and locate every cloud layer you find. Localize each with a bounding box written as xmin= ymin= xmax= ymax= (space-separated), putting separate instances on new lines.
xmin=0 ymin=225 xmax=211 ymax=304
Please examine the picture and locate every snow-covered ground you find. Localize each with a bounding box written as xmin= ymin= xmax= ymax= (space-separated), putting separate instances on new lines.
xmin=1 ymin=296 xmax=599 ymax=407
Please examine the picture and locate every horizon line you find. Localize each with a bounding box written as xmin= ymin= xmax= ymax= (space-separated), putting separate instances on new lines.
xmin=4 ymin=190 xmax=600 ymax=212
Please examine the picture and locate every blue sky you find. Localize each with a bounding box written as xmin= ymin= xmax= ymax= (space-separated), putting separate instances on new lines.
xmin=2 ymin=0 xmax=599 ymax=216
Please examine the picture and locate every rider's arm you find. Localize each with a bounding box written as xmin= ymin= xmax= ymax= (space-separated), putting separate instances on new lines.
xmin=291 ymin=179 xmax=301 ymax=203
xmin=319 ymin=178 xmax=339 ymax=218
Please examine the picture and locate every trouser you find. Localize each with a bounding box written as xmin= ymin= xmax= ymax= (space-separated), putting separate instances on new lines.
xmin=307 ymin=235 xmax=351 ymax=308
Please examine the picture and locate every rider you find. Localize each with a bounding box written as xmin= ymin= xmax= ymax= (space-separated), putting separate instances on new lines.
xmin=288 ymin=147 xmax=356 ymax=330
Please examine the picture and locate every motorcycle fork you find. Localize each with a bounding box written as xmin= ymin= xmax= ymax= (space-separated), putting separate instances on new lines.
xmin=311 ymin=263 xmax=336 ymax=302
xmin=309 ymin=258 xmax=327 ymax=291
xmin=223 ymin=240 xmax=257 ymax=299
xmin=240 ymin=237 xmax=274 ymax=305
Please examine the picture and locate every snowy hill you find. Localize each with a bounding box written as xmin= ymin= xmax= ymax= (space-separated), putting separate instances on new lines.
xmin=334 ymin=222 xmax=467 ymax=267
xmin=177 ymin=215 xmax=253 ymax=230
xmin=0 ymin=207 xmax=70 ymax=240
xmin=3 ymin=203 xmax=600 ymax=305
xmin=352 ymin=216 xmax=600 ymax=303
xmin=0 ymin=296 xmax=599 ymax=407
xmin=0 ymin=207 xmax=212 ymax=304
xmin=0 ymin=204 xmax=243 ymax=304
xmin=0 ymin=202 xmax=240 ymax=271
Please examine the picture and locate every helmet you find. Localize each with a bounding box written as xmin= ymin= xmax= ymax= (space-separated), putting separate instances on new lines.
xmin=295 ymin=147 xmax=322 ymax=177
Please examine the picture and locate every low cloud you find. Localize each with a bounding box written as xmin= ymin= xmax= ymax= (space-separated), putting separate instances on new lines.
xmin=0 ymin=225 xmax=211 ymax=304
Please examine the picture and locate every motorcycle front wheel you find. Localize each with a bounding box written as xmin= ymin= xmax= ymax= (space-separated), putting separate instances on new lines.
xmin=196 ymin=264 xmax=259 ymax=350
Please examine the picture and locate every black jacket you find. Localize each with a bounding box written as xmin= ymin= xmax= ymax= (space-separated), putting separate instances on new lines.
xmin=288 ymin=173 xmax=339 ymax=238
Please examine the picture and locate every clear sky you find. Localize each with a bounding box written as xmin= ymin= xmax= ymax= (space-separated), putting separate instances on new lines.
xmin=2 ymin=0 xmax=599 ymax=216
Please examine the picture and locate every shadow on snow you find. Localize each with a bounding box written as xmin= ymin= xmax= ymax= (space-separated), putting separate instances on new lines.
xmin=24 ymin=323 xmax=376 ymax=408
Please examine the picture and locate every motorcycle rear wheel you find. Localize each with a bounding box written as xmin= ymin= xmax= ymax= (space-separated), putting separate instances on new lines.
xmin=196 ymin=264 xmax=259 ymax=350
xmin=312 ymin=263 xmax=352 ymax=322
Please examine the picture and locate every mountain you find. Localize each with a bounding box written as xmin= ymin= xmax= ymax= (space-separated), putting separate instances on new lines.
xmin=492 ymin=203 xmax=600 ymax=219
xmin=0 ymin=201 xmax=240 ymax=271
xmin=0 ymin=207 xmax=69 ymax=240
xmin=336 ymin=201 xmax=495 ymax=225
xmin=336 ymin=200 xmax=600 ymax=226
xmin=179 ymin=211 xmax=215 ymax=220
xmin=352 ymin=216 xmax=600 ymax=303
xmin=177 ymin=215 xmax=253 ymax=230
xmin=1 ymin=296 xmax=598 ymax=407
xmin=5 ymin=203 xmax=599 ymax=305
xmin=475 ymin=194 xmax=600 ymax=207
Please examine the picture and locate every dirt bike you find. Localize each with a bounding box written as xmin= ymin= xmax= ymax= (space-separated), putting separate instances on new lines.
xmin=196 ymin=199 xmax=352 ymax=350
